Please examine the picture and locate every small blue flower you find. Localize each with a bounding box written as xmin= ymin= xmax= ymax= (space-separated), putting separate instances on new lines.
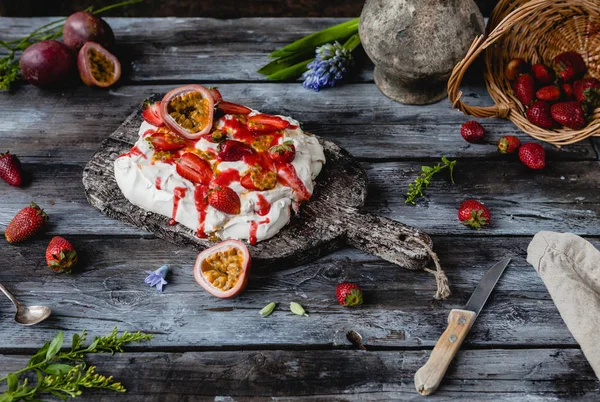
xmin=302 ymin=41 xmax=353 ymax=92
xmin=145 ymin=265 xmax=169 ymax=292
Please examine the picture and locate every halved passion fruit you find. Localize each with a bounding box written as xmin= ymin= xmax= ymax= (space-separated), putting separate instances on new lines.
xmin=77 ymin=41 xmax=121 ymax=87
xmin=160 ymin=85 xmax=215 ymax=140
xmin=193 ymin=240 xmax=251 ymax=298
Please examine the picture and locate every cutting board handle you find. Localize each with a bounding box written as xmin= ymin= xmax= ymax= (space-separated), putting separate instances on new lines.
xmin=344 ymin=210 xmax=433 ymax=271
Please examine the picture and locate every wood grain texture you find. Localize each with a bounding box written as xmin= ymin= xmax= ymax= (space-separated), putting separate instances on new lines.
xmin=0 ymin=84 xmax=596 ymax=165
xmin=0 ymin=236 xmax=596 ymax=351
xmin=0 ymin=349 xmax=597 ymax=400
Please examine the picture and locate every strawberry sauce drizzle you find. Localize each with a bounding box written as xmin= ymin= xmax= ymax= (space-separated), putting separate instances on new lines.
xmin=170 ymin=186 xmax=187 ymax=226
xmin=248 ymin=217 xmax=271 ymax=245
xmin=212 ymin=168 xmax=241 ymax=187
xmin=256 ymin=194 xmax=271 ymax=216
xmin=155 ymin=177 xmax=162 ymax=190
xmin=221 ymin=117 xmax=254 ymax=143
xmin=194 ymin=185 xmax=209 ymax=238
xmin=128 ymin=146 xmax=147 ymax=159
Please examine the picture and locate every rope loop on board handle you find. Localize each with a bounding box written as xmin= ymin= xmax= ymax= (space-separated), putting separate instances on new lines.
xmin=409 ymin=236 xmax=451 ymax=300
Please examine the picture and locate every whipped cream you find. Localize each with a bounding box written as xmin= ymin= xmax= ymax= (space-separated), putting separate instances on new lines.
xmin=114 ymin=110 xmax=325 ymax=244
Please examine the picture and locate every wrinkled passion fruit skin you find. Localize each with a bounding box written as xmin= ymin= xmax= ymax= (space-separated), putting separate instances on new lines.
xmin=77 ymin=42 xmax=121 ymax=88
xmin=19 ymin=40 xmax=75 ymax=87
xmin=63 ymin=11 xmax=115 ymax=50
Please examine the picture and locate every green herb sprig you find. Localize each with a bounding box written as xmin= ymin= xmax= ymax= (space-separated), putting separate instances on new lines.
xmin=0 ymin=0 xmax=141 ymax=90
xmin=405 ymin=157 xmax=457 ymax=205
xmin=0 ymin=327 xmax=153 ymax=401
xmin=257 ymin=18 xmax=360 ymax=81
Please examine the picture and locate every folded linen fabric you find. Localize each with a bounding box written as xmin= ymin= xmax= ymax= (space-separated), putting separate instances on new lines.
xmin=527 ymin=231 xmax=600 ymax=379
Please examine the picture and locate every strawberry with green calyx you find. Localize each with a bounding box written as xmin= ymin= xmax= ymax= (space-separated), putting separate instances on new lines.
xmin=458 ymin=199 xmax=490 ymax=230
xmin=46 ymin=236 xmax=78 ymax=273
xmin=336 ymin=283 xmax=363 ymax=307
xmin=550 ymin=101 xmax=587 ymax=129
xmin=497 ymin=136 xmax=520 ymax=154
xmin=518 ymin=142 xmax=546 ymax=170
xmin=5 ymin=202 xmax=48 ymax=243
xmin=269 ymin=140 xmax=296 ymax=163
xmin=141 ymin=99 xmax=164 ymax=127
xmin=573 ymin=78 xmax=600 ymax=107
xmin=553 ymin=51 xmax=586 ymax=83
xmin=0 ymin=151 xmax=23 ymax=186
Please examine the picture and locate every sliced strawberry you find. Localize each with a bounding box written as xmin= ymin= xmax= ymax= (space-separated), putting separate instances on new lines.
xmin=148 ymin=132 xmax=186 ymax=152
xmin=276 ymin=162 xmax=311 ymax=201
xmin=176 ymin=152 xmax=213 ymax=185
xmin=208 ymin=87 xmax=223 ymax=104
xmin=208 ymin=186 xmax=241 ymax=215
xmin=218 ymin=101 xmax=252 ymax=115
xmin=247 ymin=114 xmax=290 ymax=133
xmin=142 ymin=99 xmax=164 ymax=127
xmin=218 ymin=140 xmax=255 ymax=162
xmin=240 ymin=173 xmax=259 ymax=191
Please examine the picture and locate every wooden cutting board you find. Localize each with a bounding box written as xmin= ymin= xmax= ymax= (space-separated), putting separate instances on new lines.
xmin=82 ymin=96 xmax=433 ymax=271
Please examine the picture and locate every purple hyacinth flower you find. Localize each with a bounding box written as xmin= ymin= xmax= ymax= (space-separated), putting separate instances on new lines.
xmin=302 ymin=41 xmax=353 ymax=92
xmin=145 ymin=265 xmax=169 ymax=292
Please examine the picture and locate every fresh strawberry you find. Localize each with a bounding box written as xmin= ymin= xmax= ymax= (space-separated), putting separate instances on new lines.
xmin=0 ymin=151 xmax=23 ymax=186
xmin=276 ymin=162 xmax=311 ymax=201
xmin=526 ymin=100 xmax=555 ymax=129
xmin=458 ymin=199 xmax=490 ymax=230
xmin=553 ymin=51 xmax=586 ymax=82
xmin=561 ymin=83 xmax=574 ymax=100
xmin=141 ymin=99 xmax=164 ymax=127
xmin=550 ymin=101 xmax=587 ymax=129
xmin=336 ymin=283 xmax=363 ymax=307
xmin=269 ymin=140 xmax=296 ymax=163
xmin=531 ymin=63 xmax=554 ymax=85
xmin=218 ymin=140 xmax=255 ymax=162
xmin=497 ymin=136 xmax=521 ymax=154
xmin=536 ymin=85 xmax=561 ymax=102
xmin=217 ymin=101 xmax=252 ymax=115
xmin=208 ymin=186 xmax=241 ymax=215
xmin=175 ymin=152 xmax=213 ymax=185
xmin=46 ymin=236 xmax=78 ymax=273
xmin=514 ymin=74 xmax=535 ymax=106
xmin=5 ymin=202 xmax=48 ymax=243
xmin=573 ymin=78 xmax=600 ymax=107
xmin=208 ymin=87 xmax=223 ymax=104
xmin=460 ymin=121 xmax=485 ymax=143
xmin=240 ymin=167 xmax=277 ymax=191
xmin=505 ymin=58 xmax=528 ymax=81
xmin=147 ymin=132 xmax=186 ymax=152
xmin=247 ymin=114 xmax=290 ymax=133
xmin=518 ymin=142 xmax=546 ymax=170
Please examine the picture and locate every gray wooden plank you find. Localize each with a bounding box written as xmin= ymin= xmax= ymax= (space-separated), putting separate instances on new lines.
xmin=0 ymin=17 xmax=374 ymax=83
xmin=0 ymin=236 xmax=595 ymax=350
xmin=0 ymin=349 xmax=597 ymax=400
xmin=0 ymin=84 xmax=596 ymax=165
xmin=1 ymin=159 xmax=597 ymax=237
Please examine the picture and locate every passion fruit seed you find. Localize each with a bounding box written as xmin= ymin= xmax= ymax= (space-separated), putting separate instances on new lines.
xmin=211 ymin=130 xmax=227 ymax=143
xmin=249 ymin=165 xmax=277 ymax=190
xmin=202 ymin=247 xmax=244 ymax=291
xmin=88 ymin=48 xmax=115 ymax=82
xmin=152 ymin=151 xmax=175 ymax=162
xmin=251 ymin=135 xmax=275 ymax=152
xmin=167 ymin=92 xmax=211 ymax=133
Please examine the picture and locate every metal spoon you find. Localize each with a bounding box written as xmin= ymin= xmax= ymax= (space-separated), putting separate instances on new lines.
xmin=0 ymin=282 xmax=51 ymax=325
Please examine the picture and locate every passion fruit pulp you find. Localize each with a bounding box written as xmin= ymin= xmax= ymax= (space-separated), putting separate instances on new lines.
xmin=19 ymin=40 xmax=75 ymax=87
xmin=77 ymin=42 xmax=121 ymax=87
xmin=160 ymin=85 xmax=215 ymax=140
xmin=194 ymin=240 xmax=251 ymax=298
xmin=63 ymin=11 xmax=115 ymax=50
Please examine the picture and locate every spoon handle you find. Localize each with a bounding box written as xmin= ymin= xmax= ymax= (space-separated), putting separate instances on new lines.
xmin=0 ymin=282 xmax=20 ymax=309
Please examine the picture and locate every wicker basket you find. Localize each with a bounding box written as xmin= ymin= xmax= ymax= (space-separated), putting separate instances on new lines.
xmin=448 ymin=0 xmax=600 ymax=147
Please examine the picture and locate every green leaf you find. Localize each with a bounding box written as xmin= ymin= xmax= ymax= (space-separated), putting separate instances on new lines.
xmin=257 ymin=50 xmax=314 ymax=76
xmin=71 ymin=333 xmax=80 ymax=351
xmin=421 ymin=166 xmax=432 ymax=173
xmin=266 ymin=58 xmax=314 ymax=81
xmin=6 ymin=373 xmax=18 ymax=392
xmin=46 ymin=331 xmax=64 ymax=361
xmin=342 ymin=33 xmax=362 ymax=52
xmin=43 ymin=364 xmax=73 ymax=376
xmin=0 ymin=394 xmax=13 ymax=402
xmin=28 ymin=342 xmax=50 ymax=366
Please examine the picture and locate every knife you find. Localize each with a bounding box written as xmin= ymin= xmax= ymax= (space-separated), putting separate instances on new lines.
xmin=414 ymin=257 xmax=511 ymax=395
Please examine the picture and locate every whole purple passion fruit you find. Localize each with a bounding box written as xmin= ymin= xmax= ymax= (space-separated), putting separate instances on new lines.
xmin=19 ymin=40 xmax=75 ymax=87
xmin=63 ymin=11 xmax=115 ymax=50
xmin=77 ymin=42 xmax=121 ymax=87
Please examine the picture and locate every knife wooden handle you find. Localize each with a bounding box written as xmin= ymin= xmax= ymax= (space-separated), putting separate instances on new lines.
xmin=414 ymin=309 xmax=477 ymax=396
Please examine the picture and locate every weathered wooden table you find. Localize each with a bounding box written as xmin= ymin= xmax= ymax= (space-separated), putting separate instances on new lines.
xmin=1 ymin=17 xmax=599 ymax=401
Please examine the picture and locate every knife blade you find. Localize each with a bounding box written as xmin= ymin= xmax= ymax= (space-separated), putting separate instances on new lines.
xmin=414 ymin=257 xmax=511 ymax=396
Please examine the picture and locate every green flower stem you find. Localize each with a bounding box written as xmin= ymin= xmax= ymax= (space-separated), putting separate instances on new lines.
xmin=342 ymin=33 xmax=361 ymax=52
xmin=266 ymin=58 xmax=314 ymax=81
xmin=269 ymin=17 xmax=359 ymax=59
xmin=257 ymin=49 xmax=314 ymax=76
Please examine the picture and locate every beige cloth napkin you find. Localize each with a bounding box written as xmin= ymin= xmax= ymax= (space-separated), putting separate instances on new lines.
xmin=527 ymin=231 xmax=600 ymax=379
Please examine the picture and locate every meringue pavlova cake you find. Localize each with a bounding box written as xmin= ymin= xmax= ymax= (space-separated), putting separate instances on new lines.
xmin=114 ymin=85 xmax=325 ymax=244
